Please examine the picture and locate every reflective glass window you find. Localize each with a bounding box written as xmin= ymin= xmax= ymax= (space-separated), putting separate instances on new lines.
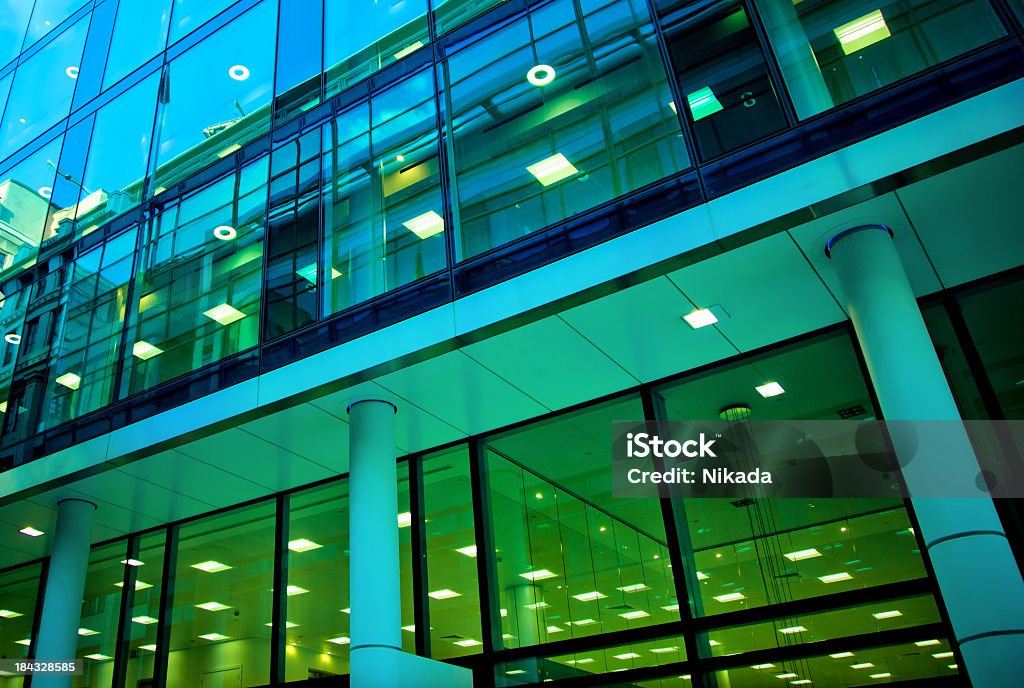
xmin=168 ymin=0 xmax=238 ymax=44
xmin=446 ymin=0 xmax=687 ymax=260
xmin=660 ymin=0 xmax=787 ymax=160
xmin=0 ymin=561 xmax=42 ymax=682
xmin=274 ymin=0 xmax=322 ymax=124
xmin=123 ymin=532 xmax=166 ymax=687
xmin=103 ymin=0 xmax=172 ymax=89
xmin=24 ymin=0 xmax=89 ymax=48
xmin=432 ymin=0 xmax=509 ymax=35
xmin=485 ymin=396 xmax=678 ymax=654
xmin=422 ymin=447 xmax=483 ymax=659
xmin=74 ymin=541 xmax=129 ymax=688
xmin=321 ymin=72 xmax=446 ymax=316
xmin=0 ymin=135 xmax=64 ymax=280
xmin=0 ymin=17 xmax=88 ymax=160
xmin=324 ymin=0 xmax=429 ymax=96
xmin=957 ymin=279 xmax=1024 ymax=419
xmin=0 ymin=72 xmax=13 ymax=125
xmin=752 ymin=0 xmax=1006 ymax=120
xmin=0 ymin=284 xmax=31 ymax=443
xmin=121 ymin=158 xmax=268 ymax=396
xmin=41 ymin=229 xmax=137 ymax=431
xmin=0 ymin=1 xmax=33 ymax=68
xmin=496 ymin=635 xmax=687 ymax=684
xmin=152 ymin=0 xmax=277 ymax=194
xmin=167 ymin=501 xmax=274 ymax=687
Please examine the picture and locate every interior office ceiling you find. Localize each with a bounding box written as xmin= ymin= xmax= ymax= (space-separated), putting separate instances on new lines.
xmin=0 ymin=141 xmax=1021 ymax=569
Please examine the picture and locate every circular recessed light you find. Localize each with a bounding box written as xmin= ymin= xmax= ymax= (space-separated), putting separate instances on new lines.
xmin=526 ymin=64 xmax=556 ymax=87
xmin=38 ymin=186 xmax=52 ymax=199
xmin=213 ymin=225 xmax=237 ymax=241
xmin=227 ymin=64 xmax=250 ymax=81
xmin=65 ymin=65 xmax=79 ymax=79
xmin=5 ymin=333 xmax=21 ymax=345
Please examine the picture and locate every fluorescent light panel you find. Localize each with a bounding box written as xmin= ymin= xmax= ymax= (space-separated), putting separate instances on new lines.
xmin=133 ymin=341 xmax=163 ymax=360
xmin=527 ymin=153 xmax=578 ymax=186
xmin=19 ymin=526 xmax=44 ymax=537
xmin=520 ymin=569 xmax=558 ymax=581
xmin=683 ymin=308 xmax=718 ymax=329
xmin=783 ymin=548 xmax=821 ymax=561
xmin=287 ymin=538 xmax=322 ymax=552
xmin=56 ymin=372 xmax=81 ymax=390
xmin=192 ymin=560 xmax=232 ymax=573
xmin=402 ymin=211 xmax=445 ymax=239
xmin=686 ymin=86 xmax=724 ymax=121
xmin=573 ymin=591 xmax=607 ymax=601
xmin=428 ymin=589 xmax=461 ymax=600
xmin=196 ymin=602 xmax=231 ymax=612
xmin=713 ymin=592 xmax=746 ymax=603
xmin=617 ymin=583 xmax=649 ymax=593
xmin=834 ymin=10 xmax=891 ymax=55
xmin=203 ymin=304 xmax=245 ymax=326
xmin=819 ymin=572 xmax=853 ymax=583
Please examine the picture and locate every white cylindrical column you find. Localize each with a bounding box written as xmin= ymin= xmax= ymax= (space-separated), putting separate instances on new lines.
xmin=828 ymin=225 xmax=1024 ymax=686
xmin=33 ymin=498 xmax=96 ymax=688
xmin=348 ymin=399 xmax=401 ymax=653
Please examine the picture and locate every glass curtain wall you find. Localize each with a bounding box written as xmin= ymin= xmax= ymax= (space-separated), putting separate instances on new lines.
xmin=123 ymin=531 xmax=168 ymax=688
xmin=73 ymin=541 xmax=128 ymax=688
xmin=0 ymin=561 xmax=43 ymax=687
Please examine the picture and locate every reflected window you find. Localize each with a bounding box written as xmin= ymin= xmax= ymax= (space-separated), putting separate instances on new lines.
xmin=957 ymin=279 xmax=1024 ymax=419
xmin=496 ymin=635 xmax=687 ymax=684
xmin=274 ymin=0 xmax=322 ymax=124
xmin=0 ymin=285 xmax=31 ymax=443
xmin=168 ymin=0 xmax=239 ymax=44
xmin=321 ymin=71 xmax=446 ymax=316
xmin=446 ymin=0 xmax=687 ymax=260
xmin=0 ymin=561 xmax=42 ymax=679
xmin=123 ymin=532 xmax=166 ymax=687
xmin=121 ymin=158 xmax=268 ymax=396
xmin=152 ymin=0 xmax=276 ymax=194
xmin=103 ymin=0 xmax=172 ymax=89
xmin=660 ymin=0 xmax=787 ymax=159
xmin=324 ymin=0 xmax=429 ymax=97
xmin=0 ymin=1 xmax=33 ymax=67
xmin=0 ymin=136 xmax=64 ymax=280
xmin=24 ymin=0 xmax=89 ymax=48
xmin=73 ymin=541 xmax=128 ymax=688
xmin=0 ymin=17 xmax=88 ymax=160
xmin=752 ymin=0 xmax=1006 ymax=120
xmin=432 ymin=0 xmax=508 ymax=36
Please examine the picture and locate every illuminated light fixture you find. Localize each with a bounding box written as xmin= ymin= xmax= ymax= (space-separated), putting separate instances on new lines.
xmin=56 ymin=372 xmax=82 ymax=390
xmin=454 ymin=639 xmax=482 ymax=647
xmin=455 ymin=545 xmax=477 ymax=557
xmin=38 ymin=186 xmax=52 ymax=198
xmin=228 ymin=64 xmax=250 ymax=81
xmin=198 ymin=633 xmax=229 ymax=641
xmin=341 ymin=608 xmax=350 ymax=614
xmin=15 ymin=639 xmax=31 ymax=646
xmin=288 ymin=538 xmax=322 ymax=552
xmin=683 ymin=308 xmax=718 ymax=329
xmin=296 ymin=264 xmax=318 ymax=284
xmin=397 ymin=512 xmax=412 ymax=528
xmin=613 ymin=652 xmax=641 ymax=660
xmin=873 ymin=610 xmax=902 ymax=620
xmin=526 ymin=153 xmax=578 ymax=186
xmin=818 ymin=572 xmax=853 ymax=583
xmin=84 ymin=654 xmax=112 ymax=660
xmin=568 ymin=658 xmax=594 ymax=665
xmin=213 ymin=225 xmax=237 ymax=241
xmin=830 ymin=652 xmax=854 ymax=659
xmin=756 ymin=381 xmax=786 ymax=398
xmin=520 ymin=569 xmax=557 ymax=581
xmin=650 ymin=646 xmax=680 ymax=654
xmin=569 ymin=618 xmax=596 ymax=626
xmin=19 ymin=526 xmax=44 ymax=537
xmin=153 ymin=186 xmax=167 ymax=195
xmin=506 ymin=669 xmax=526 ymax=675
xmin=668 ymin=101 xmax=677 ymax=114
xmin=947 ymin=664 xmax=957 ymax=670
xmin=402 ymin=211 xmax=445 ymax=239
xmin=132 ymin=616 xmax=159 ymax=625
xmin=286 ymin=585 xmax=309 ymax=596
xmin=121 ymin=559 xmax=145 ymax=567
xmin=217 ymin=144 xmax=241 ymax=159
xmin=546 ymin=625 xmax=564 ymax=633
xmin=139 ymin=644 xmax=157 ymax=652
xmin=714 ymin=592 xmax=746 ymax=603
xmin=686 ymin=86 xmax=724 ymax=121
xmin=852 ymin=662 xmax=875 ymax=669
xmin=0 ymin=401 xmax=7 ymax=413
xmin=932 ymin=652 xmax=954 ymax=659
xmin=192 ymin=560 xmax=232 ymax=573
xmin=915 ymin=640 xmax=941 ymax=647
xmin=617 ymin=583 xmax=649 ymax=593
xmin=869 ymin=673 xmax=892 ymax=680
xmin=264 ymin=621 xmax=298 ymax=628
xmin=203 ymin=304 xmax=246 ymax=326
xmin=402 ymin=625 xmax=416 ymax=632
xmin=662 ymin=603 xmax=680 ymax=612
xmin=393 ymin=41 xmax=424 ymax=59
xmin=775 ymin=674 xmax=798 ymax=680
xmin=792 ymin=682 xmax=813 ymax=686
xmin=396 ymin=154 xmax=405 ymax=162
xmin=573 ymin=590 xmax=607 ymax=602
xmin=78 ymin=628 xmax=99 ymax=636
xmin=133 ymin=341 xmax=163 ymax=360
xmin=327 ymin=636 xmax=350 ymax=645
xmin=783 ymin=548 xmax=821 ymax=561
xmin=526 ymin=64 xmax=556 ymax=87
xmin=115 ymin=580 xmax=152 ymax=590
xmin=696 ymin=571 xmax=709 ymax=580
xmin=499 ymin=609 xmax=507 ymax=617
xmin=65 ymin=66 xmax=79 ymax=79
xmin=5 ymin=333 xmax=21 ymax=344
xmin=751 ymin=663 xmax=776 ymax=670
xmin=0 ymin=610 xmax=22 ymax=618
xmin=524 ymin=601 xmax=548 ymax=610
xmin=619 ymin=610 xmax=650 ymax=620
xmin=778 ymin=626 xmax=807 ymax=634
xmin=428 ymin=589 xmax=461 ymax=600
xmin=196 ymin=602 xmax=231 ymax=612
xmin=834 ymin=10 xmax=890 ymax=55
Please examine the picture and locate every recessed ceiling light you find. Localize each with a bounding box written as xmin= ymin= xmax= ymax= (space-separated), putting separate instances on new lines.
xmin=525 ymin=601 xmax=549 ymax=610
xmin=756 ymin=381 xmax=786 ymax=398
xmin=286 ymin=585 xmax=308 ymax=596
xmin=203 ymin=304 xmax=245 ymax=325
xmin=132 ymin=616 xmax=158 ymax=625
xmin=713 ymin=592 xmax=746 ymax=603
xmin=683 ymin=308 xmax=718 ymax=329
xmin=15 ymin=639 xmax=31 ymax=646
xmin=915 ymin=640 xmax=941 ymax=647
xmin=393 ymin=41 xmax=424 ymax=60
xmin=198 ymin=633 xmax=229 ymax=641
xmin=506 ymin=669 xmax=527 ymax=675
xmin=830 ymin=652 xmax=854 ymax=659
xmin=775 ymin=673 xmax=798 ymax=679
xmin=38 ymin=186 xmax=53 ymax=198
xmin=115 ymin=580 xmax=153 ymax=590
xmin=132 ymin=341 xmax=164 ymax=360
xmin=572 ymin=590 xmax=607 ymax=602
xmin=288 ymin=538 xmax=322 ymax=552
xmin=213 ymin=225 xmax=237 ymax=241
xmin=84 ymin=653 xmax=111 ymax=660
xmin=0 ymin=609 xmax=22 ymax=618
xmin=751 ymin=663 xmax=775 ymax=670
xmin=526 ymin=64 xmax=556 ymax=86
xmin=4 ymin=333 xmax=20 ymax=344
xmin=696 ymin=571 xmax=709 ymax=580
xmin=661 ymin=603 xmax=680 ymax=611
xmin=428 ymin=589 xmax=461 ymax=600
xmin=783 ymin=548 xmax=821 ymax=561
xmin=520 ymin=569 xmax=557 ymax=581
xmin=791 ymin=681 xmax=813 ymax=686
xmin=227 ymin=65 xmax=250 ymax=81
xmin=650 ymin=646 xmax=679 ymax=654
xmin=296 ymin=263 xmax=318 ymax=284
xmin=19 ymin=526 xmax=44 ymax=537
xmin=932 ymin=651 xmax=954 ymax=659
xmin=327 ymin=636 xmax=350 ymax=645
xmin=613 ymin=652 xmax=641 ymax=660
xmin=397 ymin=512 xmax=412 ymax=528
xmin=686 ymin=86 xmax=724 ymax=121
xmin=56 ymin=372 xmax=81 ymax=390
xmin=834 ymin=10 xmax=890 ymax=55
xmin=947 ymin=664 xmax=957 ymax=670
xmin=869 ymin=673 xmax=892 ymax=679
xmin=873 ymin=610 xmax=902 ymax=620
xmin=121 ymin=559 xmax=145 ymax=567
xmin=340 ymin=608 xmax=350 ymax=614
xmin=264 ymin=621 xmax=298 ymax=628
xmin=617 ymin=583 xmax=649 ymax=593
xmin=402 ymin=211 xmax=445 ymax=239
xmin=567 ymin=658 xmax=594 ymax=665
xmin=546 ymin=625 xmax=564 ymax=633
xmin=778 ymin=626 xmax=807 ymax=634
xmin=527 ymin=153 xmax=578 ymax=186
xmin=78 ymin=628 xmax=99 ymax=636
xmin=454 ymin=639 xmax=481 ymax=647
xmin=568 ymin=618 xmax=596 ymax=626
xmin=401 ymin=625 xmax=416 ymax=632
xmin=65 ymin=65 xmax=80 ymax=79
xmin=455 ymin=545 xmax=477 ymax=557
xmin=819 ymin=572 xmax=853 ymax=583
xmin=499 ymin=609 xmax=507 ymax=617
xmin=192 ymin=560 xmax=232 ymax=573
xmin=139 ymin=644 xmax=157 ymax=651
xmin=619 ymin=610 xmax=650 ymax=620
xmin=196 ymin=602 xmax=231 ymax=612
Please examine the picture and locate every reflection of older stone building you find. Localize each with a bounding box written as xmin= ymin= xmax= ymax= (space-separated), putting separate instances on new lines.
xmin=0 ymin=179 xmax=53 ymax=271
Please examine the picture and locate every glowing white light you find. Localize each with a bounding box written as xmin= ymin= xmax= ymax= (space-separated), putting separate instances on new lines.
xmin=527 ymin=64 xmax=556 ymax=86
xmin=213 ymin=225 xmax=237 ymax=241
xmin=228 ymin=65 xmax=250 ymax=81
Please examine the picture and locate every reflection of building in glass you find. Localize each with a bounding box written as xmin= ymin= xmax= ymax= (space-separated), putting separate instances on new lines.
xmin=0 ymin=0 xmax=1022 ymax=687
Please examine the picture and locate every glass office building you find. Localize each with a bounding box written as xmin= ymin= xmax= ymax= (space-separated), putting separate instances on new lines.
xmin=0 ymin=0 xmax=1022 ymax=686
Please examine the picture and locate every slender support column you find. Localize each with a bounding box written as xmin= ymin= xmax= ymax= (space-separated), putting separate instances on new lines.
xmin=33 ymin=498 xmax=96 ymax=688
xmin=828 ymin=225 xmax=1024 ymax=686
xmin=348 ymin=399 xmax=402 ymax=654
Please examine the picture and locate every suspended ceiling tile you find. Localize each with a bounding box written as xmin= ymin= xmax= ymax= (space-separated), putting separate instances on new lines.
xmin=376 ymin=351 xmax=548 ymax=436
xmin=560 ymin=276 xmax=739 ymax=383
xmin=462 ymin=316 xmax=638 ymax=412
xmin=667 ymin=232 xmax=846 ymax=353
xmin=118 ymin=449 xmax=269 ymax=510
xmin=897 ymin=143 xmax=1024 ymax=288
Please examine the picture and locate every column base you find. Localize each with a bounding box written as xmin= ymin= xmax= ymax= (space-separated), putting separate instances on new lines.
xmin=350 ymin=647 xmax=473 ymax=688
